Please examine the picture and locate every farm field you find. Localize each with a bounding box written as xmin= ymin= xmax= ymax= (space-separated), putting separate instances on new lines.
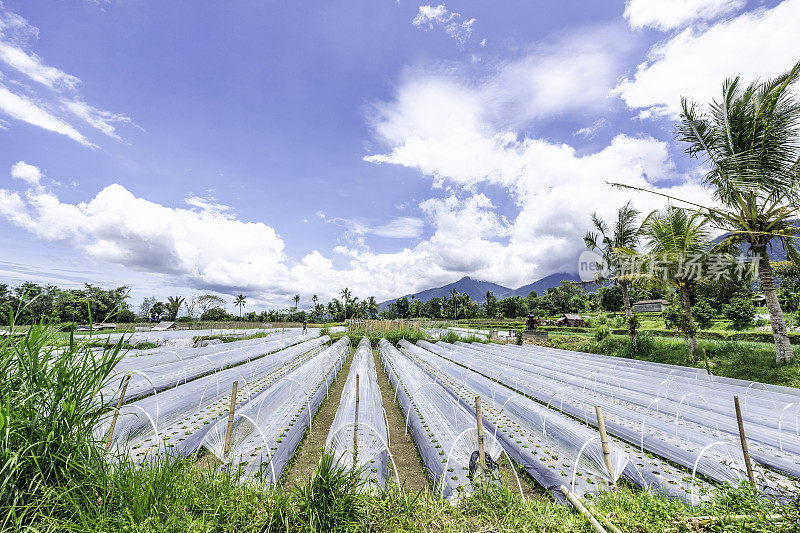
xmin=5 ymin=322 xmax=800 ymax=532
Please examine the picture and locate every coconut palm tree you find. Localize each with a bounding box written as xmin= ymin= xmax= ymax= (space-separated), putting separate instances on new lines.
xmin=675 ymin=62 xmax=800 ymax=363
xmin=365 ymin=296 xmax=379 ymax=319
xmin=233 ymin=294 xmax=246 ymax=317
xmin=641 ymin=207 xmax=711 ymax=360
xmin=293 ymin=294 xmax=300 ymax=313
xmin=165 ymin=296 xmax=185 ymax=321
xmin=340 ymin=287 xmax=352 ymax=321
xmin=584 ymin=202 xmax=642 ymax=322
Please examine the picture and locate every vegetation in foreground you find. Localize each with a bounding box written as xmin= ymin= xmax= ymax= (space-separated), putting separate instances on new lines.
xmin=1 ymin=322 xmax=798 ymax=532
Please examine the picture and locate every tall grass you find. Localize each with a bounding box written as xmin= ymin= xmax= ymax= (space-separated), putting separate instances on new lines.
xmin=0 ymin=320 xmax=123 ymax=529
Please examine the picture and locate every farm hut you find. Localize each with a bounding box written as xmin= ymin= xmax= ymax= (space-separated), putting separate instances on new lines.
xmin=152 ymin=321 xmax=176 ymax=331
xmin=752 ymin=294 xmax=767 ymax=306
xmin=632 ymin=299 xmax=669 ymax=313
xmin=556 ymin=314 xmax=587 ymax=327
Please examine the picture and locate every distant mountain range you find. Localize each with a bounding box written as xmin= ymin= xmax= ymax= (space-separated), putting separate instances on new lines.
xmin=378 ymin=272 xmax=584 ymax=309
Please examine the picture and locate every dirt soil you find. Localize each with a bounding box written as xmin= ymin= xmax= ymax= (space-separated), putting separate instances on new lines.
xmin=372 ymin=348 xmax=430 ymax=493
xmin=283 ymin=347 xmax=355 ymax=487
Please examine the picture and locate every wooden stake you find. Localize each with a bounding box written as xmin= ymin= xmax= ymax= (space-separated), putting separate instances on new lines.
xmin=559 ymin=486 xmax=607 ymax=533
xmin=105 ymin=375 xmax=131 ymax=452
xmin=223 ymin=380 xmax=239 ymax=458
xmin=595 ymin=406 xmax=615 ymax=484
xmin=475 ymin=396 xmax=485 ymax=478
xmin=354 ymin=374 xmax=360 ymax=461
xmin=733 ymin=395 xmax=756 ymax=484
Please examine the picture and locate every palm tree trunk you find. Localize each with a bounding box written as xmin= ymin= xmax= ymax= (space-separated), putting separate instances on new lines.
xmin=621 ymin=281 xmax=632 ymax=321
xmin=758 ymin=255 xmax=794 ymax=364
xmin=680 ymin=287 xmax=697 ymax=361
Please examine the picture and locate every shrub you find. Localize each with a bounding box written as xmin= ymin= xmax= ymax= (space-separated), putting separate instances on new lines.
xmin=692 ymin=300 xmax=715 ymax=330
xmin=723 ymin=297 xmax=755 ymax=330
xmin=595 ymin=324 xmax=611 ymax=342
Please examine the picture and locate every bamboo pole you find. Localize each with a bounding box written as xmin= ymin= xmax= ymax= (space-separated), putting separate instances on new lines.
xmin=475 ymin=396 xmax=485 ymax=478
xmin=595 ymin=406 xmax=615 ymax=483
xmin=223 ymin=380 xmax=239 ymax=458
xmin=354 ymin=374 xmax=360 ymax=462
xmin=733 ymin=395 xmax=756 ymax=484
xmin=105 ymin=375 xmax=131 ymax=452
xmin=559 ymin=486 xmax=608 ymax=533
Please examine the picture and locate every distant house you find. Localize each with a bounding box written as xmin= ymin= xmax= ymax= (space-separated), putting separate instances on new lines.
xmin=633 ymin=299 xmax=669 ymax=313
xmin=557 ymin=314 xmax=587 ymax=327
xmin=152 ymin=321 xmax=176 ymax=331
xmin=752 ymin=294 xmax=767 ymax=307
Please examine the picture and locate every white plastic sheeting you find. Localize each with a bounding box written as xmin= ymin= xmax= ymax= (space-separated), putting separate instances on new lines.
xmin=405 ymin=340 xmax=705 ymax=503
xmin=200 ymin=337 xmax=350 ymax=484
xmin=379 ymin=340 xmax=516 ymax=503
xmin=436 ymin=341 xmax=797 ymax=501
xmin=101 ymin=333 xmax=313 ymax=403
xmin=325 ymin=338 xmax=393 ymax=487
xmin=103 ymin=336 xmax=329 ymax=462
xmin=112 ymin=330 xmax=309 ymax=374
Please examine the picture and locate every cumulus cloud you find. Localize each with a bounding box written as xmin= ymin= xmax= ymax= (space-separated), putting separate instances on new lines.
xmin=0 ymin=3 xmax=132 ymax=145
xmin=412 ymin=4 xmax=476 ymax=46
xmin=615 ymin=0 xmax=800 ymax=118
xmin=624 ymin=0 xmax=745 ymax=31
xmin=10 ymin=160 xmax=43 ymax=186
xmin=364 ymin=66 xmax=714 ymax=286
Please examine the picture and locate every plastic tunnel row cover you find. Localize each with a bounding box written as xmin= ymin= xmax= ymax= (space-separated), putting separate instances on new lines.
xmin=100 ymin=333 xmax=313 ymax=404
xmin=378 ymin=339 xmax=506 ymax=502
xmin=201 ymin=336 xmax=351 ymax=484
xmin=477 ymin=342 xmax=800 ymax=463
xmin=458 ymin=341 xmax=800 ymax=491
xmin=326 ymin=338 xmax=391 ymax=486
xmin=428 ymin=341 xmax=785 ymax=503
xmin=112 ymin=329 xmax=312 ymax=374
xmin=410 ymin=340 xmax=706 ymax=504
xmin=102 ymin=336 xmax=330 ymax=461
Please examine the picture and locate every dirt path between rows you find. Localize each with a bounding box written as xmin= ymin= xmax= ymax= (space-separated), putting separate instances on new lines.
xmin=282 ymin=346 xmax=355 ymax=487
xmin=372 ymin=347 xmax=430 ymax=493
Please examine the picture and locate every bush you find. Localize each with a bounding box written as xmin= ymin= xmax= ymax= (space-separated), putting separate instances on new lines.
xmin=115 ymin=309 xmax=136 ymax=323
xmin=723 ymin=297 xmax=755 ymax=330
xmin=595 ymin=324 xmax=611 ymax=342
xmin=692 ymin=300 xmax=715 ymax=330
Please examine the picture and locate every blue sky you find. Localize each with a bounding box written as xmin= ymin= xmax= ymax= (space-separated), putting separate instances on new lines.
xmin=0 ymin=0 xmax=797 ymax=311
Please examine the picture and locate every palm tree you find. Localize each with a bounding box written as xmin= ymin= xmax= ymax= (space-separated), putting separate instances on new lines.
xmin=675 ymin=62 xmax=800 ymax=363
xmin=293 ymin=294 xmax=300 ymax=313
xmin=312 ymin=294 xmax=318 ymax=307
xmin=234 ymin=294 xmax=247 ymax=317
xmin=165 ymin=296 xmax=185 ymax=321
xmin=584 ymin=202 xmax=642 ymax=321
xmin=365 ymin=296 xmax=379 ymax=319
xmin=340 ymin=287 xmax=352 ymax=321
xmin=641 ymin=207 xmax=711 ymax=360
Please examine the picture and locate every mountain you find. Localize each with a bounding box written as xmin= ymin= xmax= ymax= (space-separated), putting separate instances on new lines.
xmin=378 ymin=272 xmax=585 ymax=309
xmin=505 ymin=272 xmax=584 ymax=298
xmin=379 ymin=276 xmax=511 ymax=310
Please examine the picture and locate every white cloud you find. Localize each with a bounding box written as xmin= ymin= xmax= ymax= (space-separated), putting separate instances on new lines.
xmin=0 ymin=85 xmax=95 ymax=146
xmin=0 ymin=42 xmax=79 ymax=90
xmin=574 ymin=118 xmax=607 ymax=139
xmin=624 ymin=0 xmax=745 ymax=31
xmin=0 ymin=3 xmax=132 ymax=144
xmin=364 ymin=67 xmax=714 ymax=287
xmin=10 ymin=160 xmax=42 ymax=186
xmin=615 ymin=0 xmax=800 ymax=118
xmin=62 ymin=100 xmax=134 ymax=141
xmin=412 ymin=4 xmax=476 ymax=46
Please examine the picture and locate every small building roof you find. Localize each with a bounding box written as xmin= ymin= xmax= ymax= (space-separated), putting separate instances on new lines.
xmin=562 ymin=313 xmax=583 ymax=320
xmin=633 ymin=299 xmax=669 ymax=305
